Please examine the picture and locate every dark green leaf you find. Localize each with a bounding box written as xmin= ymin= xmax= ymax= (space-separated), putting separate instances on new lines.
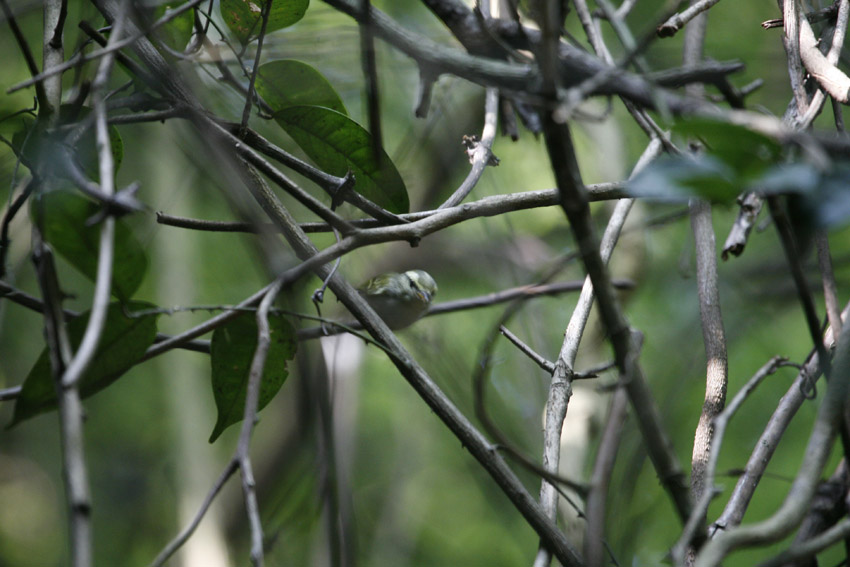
xmin=673 ymin=118 xmax=782 ymax=181
xmin=209 ymin=313 xmax=297 ymax=443
xmin=255 ymin=60 xmax=347 ymax=115
xmin=756 ymin=163 xmax=820 ymax=195
xmin=220 ymin=0 xmax=309 ymax=44
xmin=274 ymin=105 xmax=410 ymax=213
xmin=787 ymin=163 xmax=850 ymax=230
xmin=627 ymin=155 xmax=740 ymax=203
xmin=35 ymin=190 xmax=148 ymax=301
xmin=12 ymin=106 xmax=123 ymax=181
xmin=8 ymin=301 xmax=159 ymax=427
xmin=150 ymin=3 xmax=195 ymax=52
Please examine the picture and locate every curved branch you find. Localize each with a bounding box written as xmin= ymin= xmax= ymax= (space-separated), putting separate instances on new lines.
xmin=696 ymin=323 xmax=850 ymax=566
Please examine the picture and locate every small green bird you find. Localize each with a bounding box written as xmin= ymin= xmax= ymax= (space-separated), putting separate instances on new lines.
xmin=298 ymin=269 xmax=438 ymax=340
xmin=357 ymin=269 xmax=438 ymax=330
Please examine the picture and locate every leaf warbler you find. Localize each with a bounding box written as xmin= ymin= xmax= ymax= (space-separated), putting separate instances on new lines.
xmin=298 ymin=269 xmax=437 ymax=340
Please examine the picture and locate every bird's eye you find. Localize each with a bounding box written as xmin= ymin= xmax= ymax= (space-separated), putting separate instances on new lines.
xmin=408 ymin=277 xmax=417 ymax=290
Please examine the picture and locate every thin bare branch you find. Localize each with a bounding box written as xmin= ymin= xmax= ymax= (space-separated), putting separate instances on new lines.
xmin=0 ymin=0 xmax=49 ymax=110
xmin=236 ymin=278 xmax=285 ymax=566
xmin=498 ymin=325 xmax=555 ymax=373
xmin=672 ymin=356 xmax=788 ymax=564
xmin=8 ymin=0 xmax=207 ymax=94
xmin=237 ymin=139 xmax=585 ymax=566
xmin=237 ymin=0 xmax=272 ymax=134
xmin=695 ymin=322 xmax=850 ymax=566
xmin=438 ymin=87 xmax=499 ymax=208
xmin=584 ymin=386 xmax=628 ymax=567
xmin=150 ymin=460 xmax=239 ymax=567
xmin=817 ymin=233 xmax=842 ymax=338
xmin=542 ymin=70 xmax=692 ymax=533
xmin=359 ymin=0 xmax=383 ymax=157
xmin=689 ymin=198 xmax=728 ymax=530
xmin=657 ymin=0 xmax=722 ymax=38
xmin=60 ymin=0 xmax=125 ymax=389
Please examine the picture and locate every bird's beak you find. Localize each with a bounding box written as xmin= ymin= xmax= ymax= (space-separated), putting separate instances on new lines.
xmin=418 ymin=290 xmax=431 ymax=303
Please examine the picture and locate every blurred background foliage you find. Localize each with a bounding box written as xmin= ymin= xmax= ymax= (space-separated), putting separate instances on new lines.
xmin=1 ymin=0 xmax=849 ymax=565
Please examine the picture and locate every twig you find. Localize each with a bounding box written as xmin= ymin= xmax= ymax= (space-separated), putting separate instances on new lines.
xmin=438 ymin=87 xmax=499 ymax=209
xmin=237 ymin=0 xmax=272 ymax=135
xmin=766 ymin=198 xmax=832 ymax=380
xmin=325 ymin=0 xmax=714 ymax=115
xmin=0 ymin=279 xmax=210 ymax=358
xmin=688 ymin=197 xmax=728 ymax=535
xmin=323 ymin=0 xmax=534 ymax=90
xmin=817 ymin=233 xmax=842 ymax=339
xmin=796 ymin=0 xmax=850 ymax=127
xmin=541 ymin=68 xmax=692 ymax=533
xmin=156 ymin=182 xmax=627 ymax=234
xmin=149 ymin=460 xmax=239 ymax=567
xmin=297 ymin=277 xmax=635 ymax=340
xmin=757 ymin=516 xmax=850 ymax=567
xmin=227 ymin=126 xmax=406 ymax=225
xmin=782 ymin=0 xmax=809 ymax=117
xmin=427 ymin=278 xmax=635 ymax=315
xmin=0 ymin=0 xmax=49 ymax=111
xmin=359 ymin=0 xmax=383 ymax=158
xmin=694 ymin=322 xmax=850 ymax=566
xmin=798 ymin=0 xmax=850 ymax=108
xmin=33 ymin=0 xmax=94 ymax=561
xmin=32 ymin=237 xmax=93 ymax=567
xmin=536 ymin=139 xmax=661 ymax=567
xmin=711 ymin=299 xmax=850 ymax=537
xmin=583 ymin=373 xmax=628 ymax=567
xmin=7 ymin=0 xmax=207 ymax=94
xmin=205 ymin=120 xmax=357 ymax=236
xmin=0 ymin=178 xmax=34 ymax=279
xmin=0 ymin=384 xmax=22 ymax=401
xmin=60 ymin=3 xmax=125 ymax=389
xmin=657 ymin=0 xmax=722 ymax=38
xmin=237 ymin=278 xmax=284 ymax=566
xmin=231 ymin=139 xmax=584 ymax=565
xmin=141 ymin=282 xmax=276 ymax=361
xmin=499 ymin=325 xmax=554 ymax=373
xmin=414 ymin=64 xmax=438 ymax=118
xmin=671 ymin=356 xmax=788 ymax=564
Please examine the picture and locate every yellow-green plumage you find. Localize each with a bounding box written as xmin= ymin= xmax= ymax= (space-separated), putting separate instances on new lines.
xmin=358 ymin=270 xmax=438 ymax=330
xmin=297 ymin=269 xmax=437 ymax=340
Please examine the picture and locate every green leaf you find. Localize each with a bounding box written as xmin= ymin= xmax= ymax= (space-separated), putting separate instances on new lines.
xmin=35 ymin=190 xmax=148 ymax=301
xmin=220 ymin=0 xmax=309 ymax=44
xmin=673 ymin=118 xmax=782 ymax=181
xmin=274 ymin=105 xmax=410 ymax=214
xmin=208 ymin=313 xmax=297 ymax=443
xmin=12 ymin=106 xmax=123 ymax=181
xmin=8 ymin=301 xmax=159 ymax=427
xmin=255 ymin=60 xmax=347 ymax=115
xmin=150 ymin=3 xmax=195 ymax=52
xmin=626 ymin=155 xmax=740 ymax=203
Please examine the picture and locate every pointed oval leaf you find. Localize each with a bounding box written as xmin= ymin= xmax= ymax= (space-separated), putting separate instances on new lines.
xmin=274 ymin=105 xmax=410 ymax=214
xmin=220 ymin=0 xmax=309 ymax=44
xmin=255 ymin=60 xmax=347 ymax=115
xmin=626 ymin=155 xmax=739 ymax=203
xmin=673 ymin=118 xmax=781 ymax=181
xmin=34 ymin=190 xmax=148 ymax=301
xmin=12 ymin=107 xmax=123 ymax=181
xmin=209 ymin=313 xmax=297 ymax=443
xmin=8 ymin=301 xmax=159 ymax=427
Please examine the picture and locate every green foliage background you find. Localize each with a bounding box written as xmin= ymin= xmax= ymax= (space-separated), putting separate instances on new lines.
xmin=1 ymin=0 xmax=849 ymax=565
